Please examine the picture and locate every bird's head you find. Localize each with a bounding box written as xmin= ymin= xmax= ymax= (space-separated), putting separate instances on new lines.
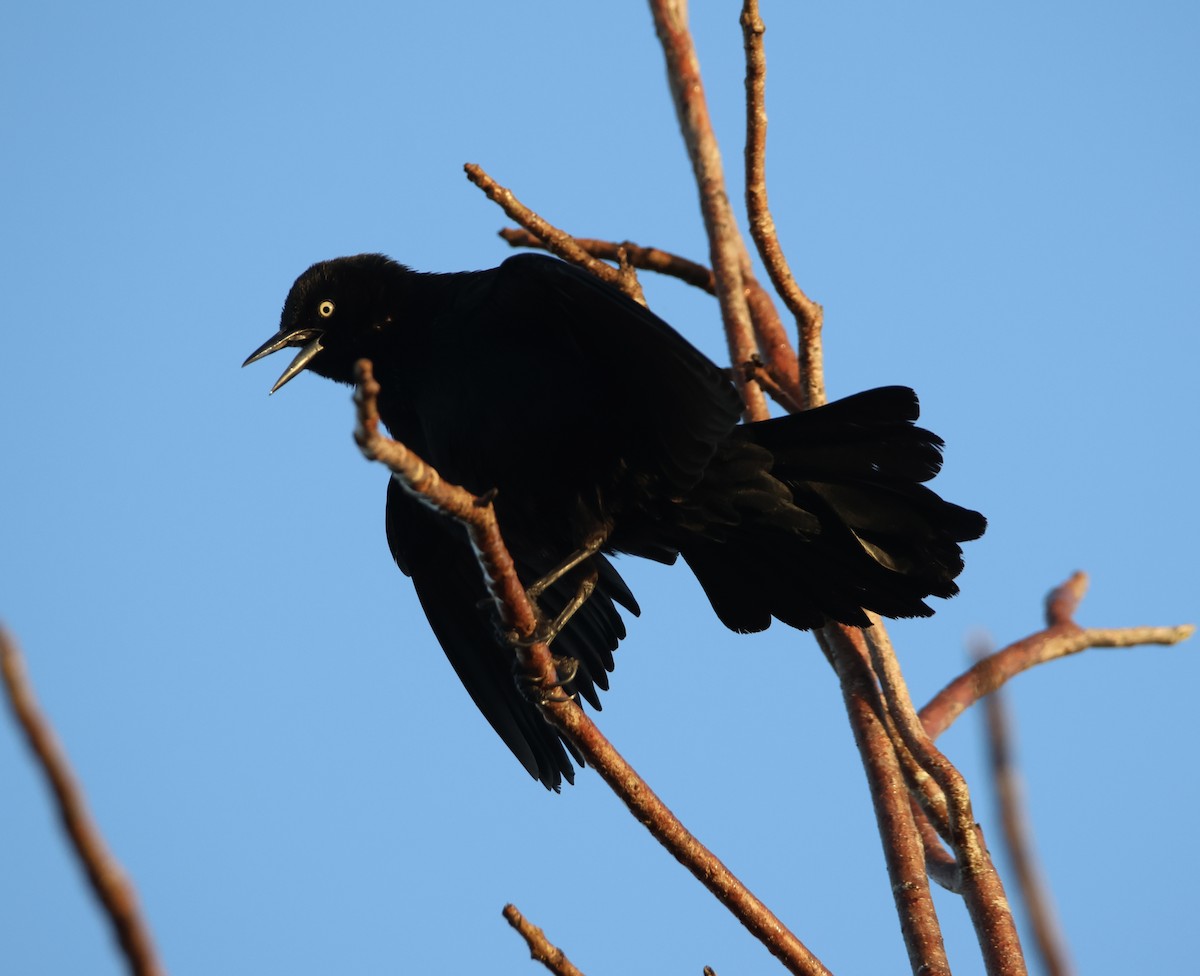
xmin=243 ymin=253 xmax=403 ymax=393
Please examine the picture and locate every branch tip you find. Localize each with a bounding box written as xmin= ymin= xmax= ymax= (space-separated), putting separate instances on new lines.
xmin=465 ymin=164 xmax=646 ymax=305
xmin=502 ymin=903 xmax=586 ymax=976
xmin=1045 ymin=571 xmax=1089 ymax=626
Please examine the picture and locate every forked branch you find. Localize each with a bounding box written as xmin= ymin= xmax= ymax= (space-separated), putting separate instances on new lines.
xmin=921 ymin=572 xmax=1193 ymax=740
xmin=464 ymin=164 xmax=646 ymax=306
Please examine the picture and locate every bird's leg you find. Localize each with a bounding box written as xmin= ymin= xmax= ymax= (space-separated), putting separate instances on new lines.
xmin=525 ymin=531 xmax=609 ymax=601
xmin=508 ymin=567 xmax=599 ymax=650
xmin=511 ymin=567 xmax=599 ymax=704
xmin=541 ymin=569 xmax=598 ymax=646
xmin=502 ymin=531 xmax=610 ymax=703
xmin=483 ymin=530 xmax=607 ymax=638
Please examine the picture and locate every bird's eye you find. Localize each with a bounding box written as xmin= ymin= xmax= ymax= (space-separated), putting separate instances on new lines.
xmin=318 ymin=300 xmax=335 ymax=318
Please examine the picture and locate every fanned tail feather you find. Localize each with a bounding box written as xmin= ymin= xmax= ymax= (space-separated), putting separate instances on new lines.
xmin=680 ymin=387 xmax=986 ymax=632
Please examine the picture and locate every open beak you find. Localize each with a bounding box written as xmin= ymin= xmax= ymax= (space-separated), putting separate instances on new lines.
xmin=242 ymin=329 xmax=325 ymax=394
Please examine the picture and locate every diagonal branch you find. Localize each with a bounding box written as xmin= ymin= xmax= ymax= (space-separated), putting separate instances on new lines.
xmin=464 ymin=164 xmax=646 ymax=306
xmin=353 ymin=360 xmax=540 ymax=642
xmin=503 ymin=904 xmax=588 ymax=976
xmin=352 ymin=360 xmax=832 ymax=976
xmin=1 ymin=627 xmax=166 ymax=976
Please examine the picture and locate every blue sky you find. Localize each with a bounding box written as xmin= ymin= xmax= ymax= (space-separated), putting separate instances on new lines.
xmin=3 ymin=2 xmax=1197 ymax=973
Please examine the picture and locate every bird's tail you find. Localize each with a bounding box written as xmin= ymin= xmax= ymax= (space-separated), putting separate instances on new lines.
xmin=678 ymin=386 xmax=986 ymax=631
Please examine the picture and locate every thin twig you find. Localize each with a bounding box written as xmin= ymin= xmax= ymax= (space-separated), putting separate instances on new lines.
xmin=921 ymin=573 xmax=1193 ymax=740
xmin=975 ymin=642 xmax=1075 ymax=976
xmin=737 ymin=243 xmax=804 ymax=404
xmin=915 ymin=805 xmax=962 ymax=893
xmin=0 ymin=627 xmax=166 ymax=976
xmin=352 ymin=361 xmax=832 ymax=976
xmin=650 ymin=0 xmax=769 ymax=421
xmin=499 ymin=229 xmax=715 ymax=294
xmin=614 ymin=245 xmax=644 ymax=300
xmin=464 ymin=164 xmax=647 ymax=306
xmin=864 ymin=620 xmax=1027 ymax=976
xmin=503 ymin=904 xmax=588 ymax=976
xmin=740 ymin=0 xmax=824 ymax=408
xmin=742 ymin=356 xmax=805 ymax=414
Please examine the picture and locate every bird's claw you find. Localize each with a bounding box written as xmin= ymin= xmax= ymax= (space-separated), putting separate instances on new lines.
xmin=513 ymin=653 xmax=581 ymax=705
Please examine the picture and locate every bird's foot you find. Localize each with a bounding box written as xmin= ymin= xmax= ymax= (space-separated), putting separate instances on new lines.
xmin=505 ymin=568 xmax=598 ymax=705
xmin=513 ymin=653 xmax=580 ymax=705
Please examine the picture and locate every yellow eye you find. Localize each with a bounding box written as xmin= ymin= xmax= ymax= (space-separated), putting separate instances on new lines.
xmin=318 ymin=300 xmax=335 ymax=318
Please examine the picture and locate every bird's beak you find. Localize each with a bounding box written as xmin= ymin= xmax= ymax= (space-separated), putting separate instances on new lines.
xmin=242 ymin=329 xmax=325 ymax=395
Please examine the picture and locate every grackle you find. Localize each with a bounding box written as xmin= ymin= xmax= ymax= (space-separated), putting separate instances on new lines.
xmin=244 ymin=253 xmax=985 ymax=788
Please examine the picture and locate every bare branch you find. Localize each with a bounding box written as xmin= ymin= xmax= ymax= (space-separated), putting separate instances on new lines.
xmin=352 ymin=361 xmax=832 ymax=976
xmin=740 ymin=0 xmax=824 ymax=408
xmin=863 ymin=620 xmax=1027 ymax=976
xmin=649 ymin=0 xmax=769 ymax=421
xmin=915 ymin=805 xmax=962 ymax=893
xmin=464 ymin=163 xmax=647 ymax=306
xmin=743 ymin=356 xmax=805 ymax=414
xmin=614 ymin=245 xmax=644 ymax=300
xmin=499 ymin=229 xmax=716 ymax=294
xmin=737 ymin=244 xmax=804 ymax=403
xmin=976 ymin=643 xmax=1075 ymax=976
xmin=816 ymin=624 xmax=951 ymax=976
xmin=1 ymin=627 xmax=166 ymax=976
xmin=503 ymin=904 xmax=588 ymax=976
xmin=921 ymin=574 xmax=1193 ymax=740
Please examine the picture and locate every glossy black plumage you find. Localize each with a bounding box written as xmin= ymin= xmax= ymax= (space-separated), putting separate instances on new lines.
xmin=245 ymin=252 xmax=985 ymax=788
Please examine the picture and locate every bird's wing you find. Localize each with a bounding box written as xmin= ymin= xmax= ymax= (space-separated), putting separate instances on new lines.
xmin=492 ymin=253 xmax=745 ymax=493
xmin=384 ymin=477 xmax=634 ymax=789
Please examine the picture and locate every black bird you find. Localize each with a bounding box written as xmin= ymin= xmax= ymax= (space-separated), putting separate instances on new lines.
xmin=245 ymin=253 xmax=985 ymax=788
